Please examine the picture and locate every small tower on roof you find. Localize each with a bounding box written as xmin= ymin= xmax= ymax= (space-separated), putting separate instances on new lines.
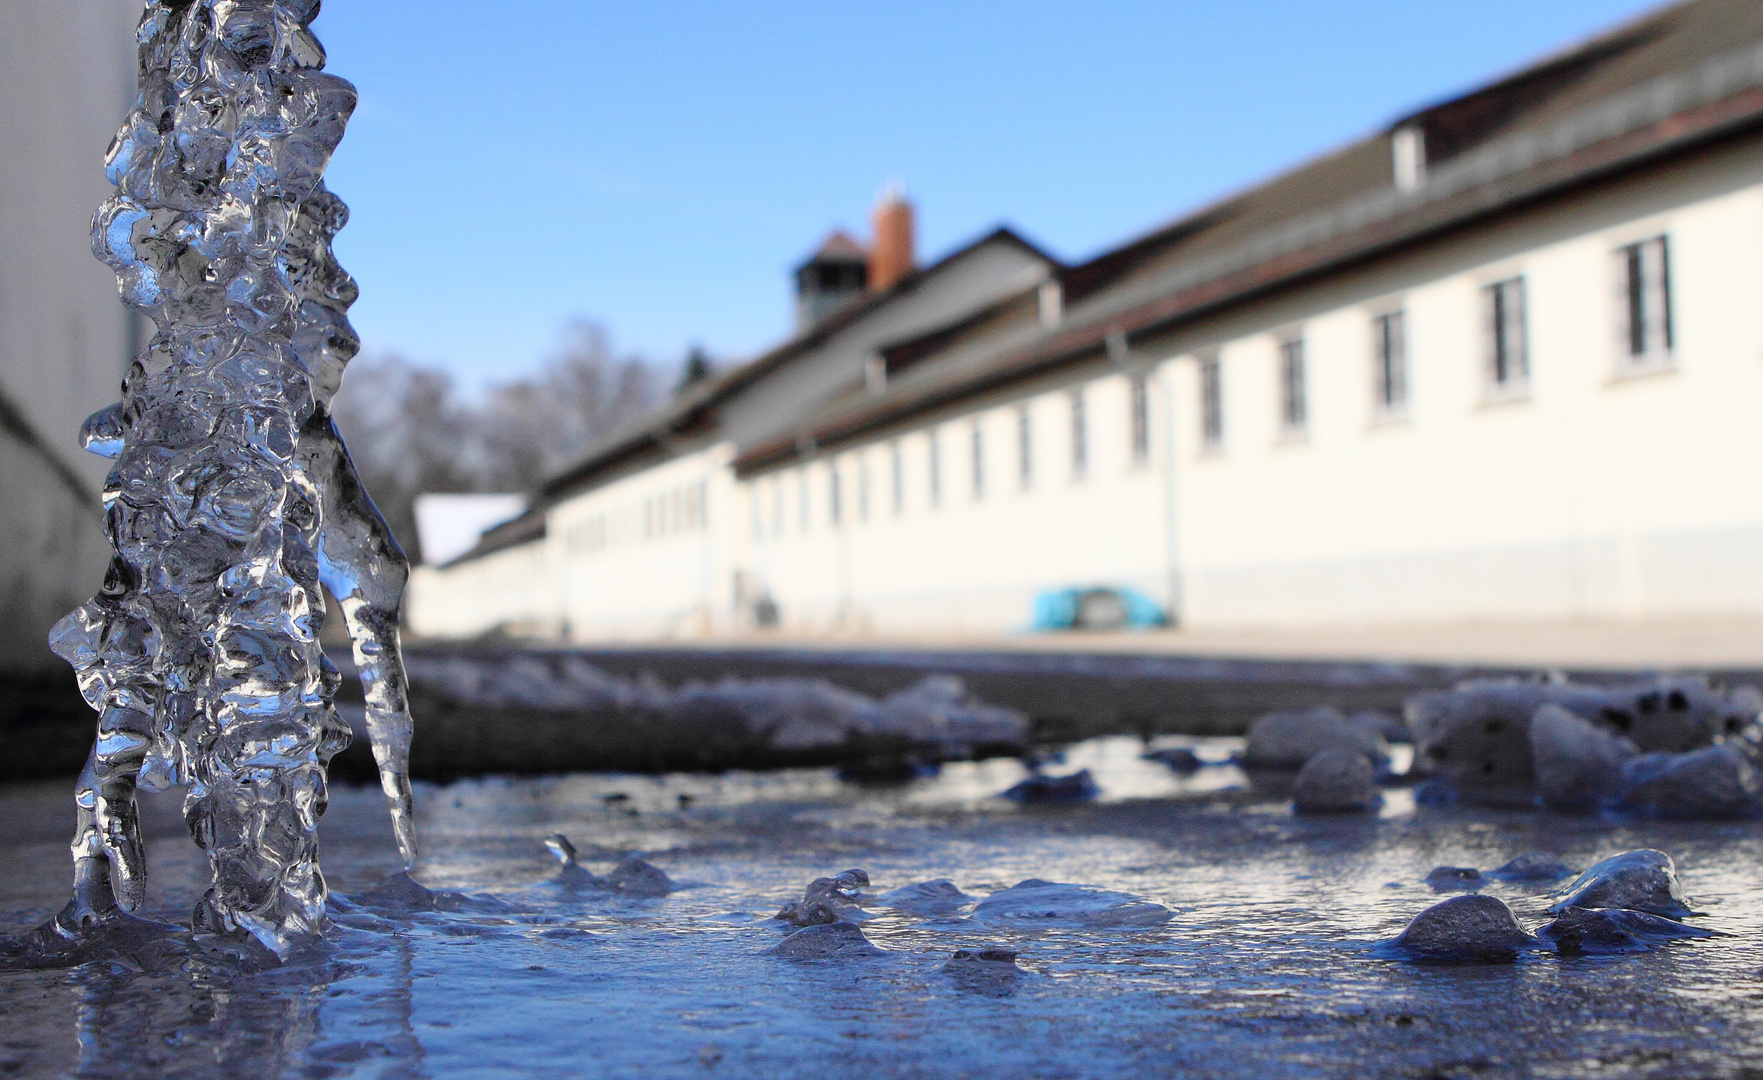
xmin=794 ymin=229 xmax=868 ymax=331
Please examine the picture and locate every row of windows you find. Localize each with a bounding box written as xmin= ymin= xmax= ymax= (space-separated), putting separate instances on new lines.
xmin=753 ymin=376 xmax=1154 ymax=540
xmin=1197 ymin=235 xmax=1673 ymax=447
xmin=563 ymin=480 xmax=708 ymax=557
xmin=585 ymin=238 xmax=1679 ymax=549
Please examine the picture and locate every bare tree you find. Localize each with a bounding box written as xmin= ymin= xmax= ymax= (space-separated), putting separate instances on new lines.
xmin=332 ymin=355 xmax=477 ymax=561
xmin=331 ymin=320 xmax=672 ymax=562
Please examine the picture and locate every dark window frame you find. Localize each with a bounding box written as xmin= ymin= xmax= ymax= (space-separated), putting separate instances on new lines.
xmin=1372 ymin=309 xmax=1408 ymax=414
xmin=1198 ymin=354 xmax=1224 ymax=449
xmin=1129 ymin=373 xmax=1151 ymax=464
xmin=1278 ymin=337 xmax=1306 ymax=432
xmin=1616 ymin=235 xmax=1672 ymax=369
xmin=1483 ymin=276 xmax=1529 ymax=393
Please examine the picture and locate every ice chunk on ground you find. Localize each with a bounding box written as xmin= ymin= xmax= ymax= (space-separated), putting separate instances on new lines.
xmin=671 ymin=677 xmax=879 ymax=751
xmin=0 ymin=906 xmax=188 ymax=973
xmin=1543 ymin=676 xmax=1750 ymax=752
xmin=602 ymin=856 xmax=675 ymax=898
xmin=1407 ymin=676 xmax=1760 ymax=807
xmin=1548 ymin=850 xmax=1693 ymax=918
xmin=1407 ymin=682 xmax=1551 ymax=803
xmin=972 ymin=880 xmax=1172 ymax=929
xmin=1530 ymin=703 xmax=1637 ymax=812
xmin=403 ymin=656 xmax=1030 ymax=769
xmin=544 ymin=834 xmax=674 ymax=896
xmin=1243 ymin=706 xmax=1385 ymax=769
xmin=348 ymin=873 xmax=513 ymax=915
xmin=1536 ymin=907 xmax=1715 ymax=955
xmin=1486 ymin=853 xmax=1573 ymax=882
xmin=875 ymin=675 xmax=1032 ymax=756
xmin=945 ymin=946 xmax=1020 ymax=968
xmin=766 ymin=921 xmax=884 ymax=959
xmin=1348 ymin=710 xmax=1412 ymax=745
xmin=876 ymin=880 xmax=974 ymax=915
xmin=775 ymin=869 xmax=870 ymax=926
xmin=1424 ymin=867 xmax=1484 ymax=892
xmin=1003 ymin=769 xmax=1100 ymax=803
xmin=1291 ymin=747 xmax=1380 ymax=813
xmin=1617 ymin=745 xmax=1760 ymax=819
xmin=1386 ymin=895 xmax=1539 ymax=963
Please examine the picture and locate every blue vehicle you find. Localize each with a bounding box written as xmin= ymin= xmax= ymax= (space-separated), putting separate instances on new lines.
xmin=1031 ymin=586 xmax=1168 ymax=631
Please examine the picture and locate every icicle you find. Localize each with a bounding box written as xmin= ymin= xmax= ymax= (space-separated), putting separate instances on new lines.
xmin=42 ymin=0 xmax=413 ymax=959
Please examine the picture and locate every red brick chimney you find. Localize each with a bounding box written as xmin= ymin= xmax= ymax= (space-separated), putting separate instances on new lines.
xmin=868 ymin=183 xmax=915 ymax=293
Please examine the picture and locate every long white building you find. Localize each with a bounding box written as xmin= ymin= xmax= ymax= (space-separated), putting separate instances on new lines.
xmin=412 ymin=0 xmax=1763 ymax=641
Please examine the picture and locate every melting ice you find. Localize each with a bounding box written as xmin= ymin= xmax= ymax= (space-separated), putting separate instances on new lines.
xmin=28 ymin=0 xmax=413 ymax=961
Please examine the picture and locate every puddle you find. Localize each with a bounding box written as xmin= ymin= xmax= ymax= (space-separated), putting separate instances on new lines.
xmin=1 ymin=734 xmax=1761 ymax=1078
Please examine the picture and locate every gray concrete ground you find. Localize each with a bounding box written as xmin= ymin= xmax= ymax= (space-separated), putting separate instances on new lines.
xmin=598 ymin=617 xmax=1763 ymax=672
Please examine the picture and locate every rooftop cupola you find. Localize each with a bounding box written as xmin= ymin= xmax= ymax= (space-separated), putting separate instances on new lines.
xmin=794 ymin=230 xmax=868 ymax=331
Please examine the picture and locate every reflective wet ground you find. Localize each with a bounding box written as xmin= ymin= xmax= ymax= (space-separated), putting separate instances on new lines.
xmin=2 ymin=736 xmax=1761 ymax=1079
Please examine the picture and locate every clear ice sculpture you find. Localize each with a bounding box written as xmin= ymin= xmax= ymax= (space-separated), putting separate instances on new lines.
xmin=43 ymin=0 xmax=415 ymax=958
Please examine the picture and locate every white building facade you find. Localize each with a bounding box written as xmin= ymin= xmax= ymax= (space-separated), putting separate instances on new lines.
xmin=411 ymin=0 xmax=1763 ymax=641
xmin=0 ymin=1 xmax=144 ymax=672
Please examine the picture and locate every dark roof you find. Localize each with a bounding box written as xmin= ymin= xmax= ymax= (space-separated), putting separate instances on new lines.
xmin=1062 ymin=0 xmax=1763 ymax=309
xmin=877 ymin=286 xmax=1044 ymax=380
xmin=436 ymin=506 xmax=547 ymax=569
xmin=800 ymin=229 xmax=868 ymax=267
xmin=535 ymin=225 xmax=1055 ymax=503
xmin=734 ymin=0 xmax=1763 ymax=473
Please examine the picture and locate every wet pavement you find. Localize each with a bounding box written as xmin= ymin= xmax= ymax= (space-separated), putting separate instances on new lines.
xmin=2 ymin=736 xmax=1761 ymax=1079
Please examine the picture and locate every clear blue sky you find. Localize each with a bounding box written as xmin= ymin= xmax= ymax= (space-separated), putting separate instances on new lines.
xmin=314 ymin=0 xmax=1664 ymax=391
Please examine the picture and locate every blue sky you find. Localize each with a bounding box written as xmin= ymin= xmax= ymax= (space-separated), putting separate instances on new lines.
xmin=314 ymin=0 xmax=1663 ymax=392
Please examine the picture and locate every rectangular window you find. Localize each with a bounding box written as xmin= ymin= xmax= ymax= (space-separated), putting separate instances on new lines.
xmin=1278 ymin=338 xmax=1306 ymax=432
xmin=1129 ymin=374 xmax=1151 ymax=464
xmin=827 ymin=462 xmax=841 ymax=526
xmin=1372 ymin=310 xmax=1408 ymax=413
xmin=771 ymin=476 xmax=783 ymax=538
xmin=890 ymin=440 xmax=903 ymax=515
xmin=927 ymin=428 xmax=941 ymax=508
xmin=749 ymin=487 xmax=762 ymax=541
xmin=1070 ymin=389 xmax=1087 ymax=478
xmin=971 ymin=423 xmax=985 ymax=500
xmin=797 ymin=467 xmax=809 ymax=533
xmin=857 ymin=454 xmax=869 ymax=523
xmin=1483 ymin=277 xmax=1528 ymax=392
xmin=1017 ymin=405 xmax=1033 ymax=489
xmin=1199 ymin=354 xmax=1223 ymax=448
xmin=1617 ymin=236 xmax=1672 ymax=368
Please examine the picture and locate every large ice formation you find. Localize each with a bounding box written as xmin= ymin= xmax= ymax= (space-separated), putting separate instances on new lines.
xmin=44 ymin=0 xmax=413 ymax=957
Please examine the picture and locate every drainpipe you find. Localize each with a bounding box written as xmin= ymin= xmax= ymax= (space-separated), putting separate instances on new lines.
xmin=1161 ymin=359 xmax=1183 ymax=626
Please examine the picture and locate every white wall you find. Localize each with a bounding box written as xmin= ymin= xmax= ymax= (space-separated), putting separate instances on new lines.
xmin=411 ymin=136 xmax=1763 ymax=640
xmin=745 ymin=370 xmax=1168 ymax=634
xmin=0 ymin=0 xmax=143 ymax=671
xmin=549 ymin=444 xmax=734 ymax=641
xmin=1170 ymin=143 xmax=1763 ymax=627
xmin=408 ymin=542 xmax=555 ymax=641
